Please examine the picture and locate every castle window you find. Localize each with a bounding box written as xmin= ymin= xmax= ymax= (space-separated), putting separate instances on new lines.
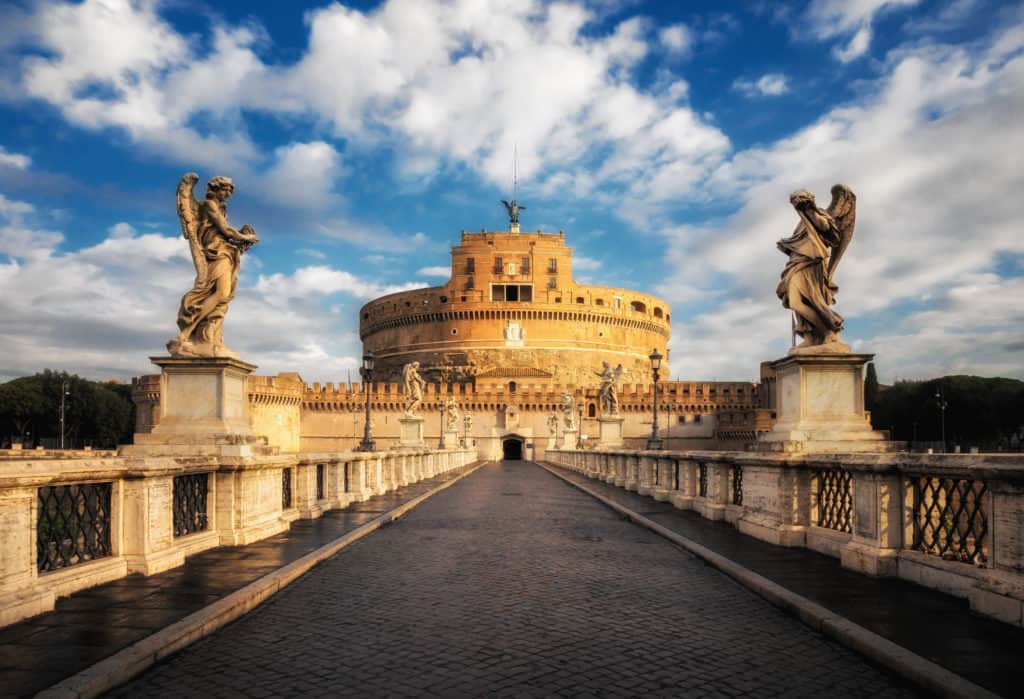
xmin=440 ymin=295 xmax=448 ymax=303
xmin=494 ymin=257 xmax=503 ymax=274
xmin=548 ymin=258 xmax=557 ymax=273
xmin=521 ymin=257 xmax=530 ymax=274
xmin=694 ymin=414 xmax=702 ymax=424
xmin=595 ymin=299 xmax=605 ymax=306
xmin=587 ymin=403 xmax=596 ymax=418
xmin=491 ymin=284 xmax=533 ymax=303
xmin=653 ymin=307 xmax=663 ymax=318
xmin=630 ymin=301 xmax=646 ymax=313
xmin=548 ymin=276 xmax=557 ymax=289
xmin=466 ymin=258 xmax=475 ymax=273
xmin=466 ymin=276 xmax=474 ymax=290
xmin=509 ymin=381 xmax=517 ymax=394
xmin=614 ymin=296 xmax=622 ymax=309
xmin=451 ymin=328 xmax=458 ymax=335
xmin=555 ymin=297 xmax=562 ymax=303
xmin=362 ymin=313 xmax=369 ymax=320
xmin=575 ymin=297 xmax=585 ymax=304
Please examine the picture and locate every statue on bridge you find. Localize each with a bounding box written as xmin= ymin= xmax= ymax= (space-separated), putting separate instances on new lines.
xmin=776 ymin=184 xmax=856 ymax=352
xmin=594 ymin=361 xmax=623 ymax=415
xmin=445 ymin=397 xmax=460 ymax=432
xmin=168 ymin=173 xmax=259 ymax=358
xmin=403 ymin=362 xmax=426 ymax=416
xmin=547 ymin=412 xmax=559 ymax=436
xmin=561 ymin=392 xmax=577 ymax=430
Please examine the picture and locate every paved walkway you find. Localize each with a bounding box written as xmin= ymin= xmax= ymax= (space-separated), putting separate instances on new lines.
xmin=544 ymin=463 xmax=1024 ymax=698
xmin=0 ymin=463 xmax=480 ymax=698
xmin=111 ymin=462 xmax=917 ymax=698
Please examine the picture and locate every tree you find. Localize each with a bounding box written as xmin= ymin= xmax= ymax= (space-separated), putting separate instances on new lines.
xmin=0 ymin=378 xmax=47 ymax=444
xmin=864 ymin=362 xmax=879 ymax=414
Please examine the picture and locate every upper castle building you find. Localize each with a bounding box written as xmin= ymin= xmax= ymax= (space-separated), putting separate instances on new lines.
xmin=360 ymin=224 xmax=670 ymax=388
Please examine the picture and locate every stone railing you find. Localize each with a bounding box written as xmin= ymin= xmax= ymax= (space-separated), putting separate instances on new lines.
xmin=546 ymin=448 xmax=1024 ymax=628
xmin=0 ymin=447 xmax=476 ymax=627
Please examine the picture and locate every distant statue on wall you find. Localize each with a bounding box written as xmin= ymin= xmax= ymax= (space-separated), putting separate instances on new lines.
xmin=463 ymin=411 xmax=473 ymax=434
xmin=403 ymin=362 xmax=426 ymax=416
xmin=505 ymin=402 xmax=519 ymax=428
xmin=595 ymin=361 xmax=623 ymax=415
xmin=168 ymin=172 xmax=259 ymax=358
xmin=445 ymin=397 xmax=460 ymax=432
xmin=547 ymin=412 xmax=559 ymax=435
xmin=561 ymin=391 xmax=576 ymax=430
xmin=777 ymin=185 xmax=856 ymax=351
xmin=501 ymin=199 xmax=526 ymax=225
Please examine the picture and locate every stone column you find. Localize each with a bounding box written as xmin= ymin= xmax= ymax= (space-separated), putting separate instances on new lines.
xmin=625 ymin=455 xmax=640 ymax=491
xmin=670 ymin=459 xmax=696 ymax=510
xmin=596 ymin=416 xmax=625 ymax=448
xmin=651 ymin=457 xmax=671 ymax=502
xmin=840 ymin=469 xmax=902 ymax=577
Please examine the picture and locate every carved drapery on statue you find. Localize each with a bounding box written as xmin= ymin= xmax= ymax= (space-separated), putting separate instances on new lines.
xmin=168 ymin=173 xmax=258 ymax=358
xmin=403 ymin=362 xmax=426 ymax=416
xmin=560 ymin=392 xmax=576 ymax=430
xmin=444 ymin=398 xmax=460 ymax=432
xmin=776 ymin=184 xmax=856 ymax=352
xmin=595 ymin=361 xmax=623 ymax=415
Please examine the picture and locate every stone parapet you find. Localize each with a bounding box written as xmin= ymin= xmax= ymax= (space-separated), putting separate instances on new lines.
xmin=545 ymin=447 xmax=1024 ymax=629
xmin=0 ymin=447 xmax=476 ymax=628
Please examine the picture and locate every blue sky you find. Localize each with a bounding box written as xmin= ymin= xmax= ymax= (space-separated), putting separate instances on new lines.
xmin=0 ymin=0 xmax=1021 ymax=384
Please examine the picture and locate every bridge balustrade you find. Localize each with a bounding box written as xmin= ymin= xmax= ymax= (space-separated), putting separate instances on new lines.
xmin=0 ymin=447 xmax=476 ymax=628
xmin=545 ymin=447 xmax=1024 ymax=629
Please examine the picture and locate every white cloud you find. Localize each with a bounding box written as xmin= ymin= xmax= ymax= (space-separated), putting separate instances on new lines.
xmin=296 ymin=248 xmax=326 ymax=259
xmin=664 ymin=24 xmax=1024 ymax=382
xmin=416 ymin=266 xmax=451 ymax=278
xmin=732 ymin=73 xmax=790 ymax=97
xmin=0 ymin=147 xmax=30 ymax=169
xmin=2 ymin=0 xmax=730 ymax=226
xmin=659 ymin=23 xmax=693 ymax=55
xmin=254 ymin=265 xmax=425 ymax=304
xmin=572 ymin=255 xmax=603 ymax=272
xmin=258 ymin=141 xmax=342 ymax=210
xmin=107 ymin=222 xmax=136 ymax=239
xmin=805 ymin=0 xmax=920 ymax=62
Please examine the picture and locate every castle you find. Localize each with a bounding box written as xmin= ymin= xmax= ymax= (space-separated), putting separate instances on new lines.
xmin=133 ymin=221 xmax=760 ymax=460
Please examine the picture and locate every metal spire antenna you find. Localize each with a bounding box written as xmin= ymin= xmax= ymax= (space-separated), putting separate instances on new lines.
xmin=501 ymin=143 xmax=525 ymax=232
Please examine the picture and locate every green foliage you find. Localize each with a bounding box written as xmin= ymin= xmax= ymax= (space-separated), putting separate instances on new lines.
xmin=0 ymin=370 xmax=135 ymax=448
xmin=870 ymin=374 xmax=1024 ymax=450
xmin=864 ymin=362 xmax=879 ymax=413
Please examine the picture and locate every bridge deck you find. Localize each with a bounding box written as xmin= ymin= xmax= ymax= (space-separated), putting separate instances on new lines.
xmin=110 ymin=461 xmax=917 ymax=698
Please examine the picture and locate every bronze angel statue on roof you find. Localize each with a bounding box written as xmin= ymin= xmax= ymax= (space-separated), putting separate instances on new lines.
xmin=501 ymin=199 xmax=525 ymax=226
xmin=167 ymin=173 xmax=258 ymax=358
xmin=776 ymin=184 xmax=856 ymax=352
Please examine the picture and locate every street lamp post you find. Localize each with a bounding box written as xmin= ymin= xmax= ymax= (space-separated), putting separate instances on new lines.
xmin=357 ymin=352 xmax=376 ymax=452
xmin=935 ymin=386 xmax=948 ymax=453
xmin=647 ymin=349 xmax=663 ymax=450
xmin=462 ymin=412 xmax=470 ymax=448
xmin=439 ymin=401 xmax=446 ymax=449
xmin=576 ymin=400 xmax=584 ymax=449
xmin=59 ymin=380 xmax=70 ymax=450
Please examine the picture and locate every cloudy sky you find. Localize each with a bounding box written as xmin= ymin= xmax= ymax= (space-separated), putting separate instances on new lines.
xmin=0 ymin=0 xmax=1021 ymax=384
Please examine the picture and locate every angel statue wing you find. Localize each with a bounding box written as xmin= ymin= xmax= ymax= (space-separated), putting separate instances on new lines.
xmin=176 ymin=172 xmax=206 ymax=283
xmin=612 ymin=364 xmax=624 ymax=383
xmin=825 ymin=184 xmax=856 ymax=282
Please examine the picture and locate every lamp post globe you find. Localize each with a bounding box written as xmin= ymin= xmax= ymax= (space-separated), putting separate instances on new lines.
xmin=647 ymin=348 xmax=664 ymax=450
xmin=357 ymin=351 xmax=376 ymax=452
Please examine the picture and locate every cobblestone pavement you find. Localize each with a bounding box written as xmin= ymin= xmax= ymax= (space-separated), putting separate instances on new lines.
xmin=110 ymin=462 xmax=919 ymax=698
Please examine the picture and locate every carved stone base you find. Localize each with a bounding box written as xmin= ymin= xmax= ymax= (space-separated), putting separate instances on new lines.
xmin=596 ymin=416 xmax=624 ymax=448
xmin=757 ymin=352 xmax=897 ymax=453
xmin=124 ymin=356 xmax=264 ymax=456
xmin=561 ymin=429 xmax=579 ymax=449
xmin=399 ymin=416 xmax=426 ymax=448
xmin=441 ymin=430 xmax=459 ymax=449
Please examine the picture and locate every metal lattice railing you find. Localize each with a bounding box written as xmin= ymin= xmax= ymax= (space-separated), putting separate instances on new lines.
xmin=815 ymin=468 xmax=852 ymax=533
xmin=173 ymin=473 xmax=209 ymax=537
xmin=282 ymin=468 xmax=292 ymax=509
xmin=911 ymin=476 xmax=988 ymax=565
xmin=730 ymin=464 xmax=743 ymax=506
xmin=37 ymin=483 xmax=113 ymax=572
xmin=316 ymin=463 xmax=325 ymax=501
xmin=698 ymin=462 xmax=708 ymax=498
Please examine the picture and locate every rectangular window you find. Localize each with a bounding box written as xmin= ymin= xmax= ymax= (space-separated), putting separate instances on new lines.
xmin=548 ymin=276 xmax=557 ymax=289
xmin=493 ymin=257 xmax=503 ymax=273
xmin=548 ymin=258 xmax=557 ymax=273
xmin=465 ymin=257 xmax=475 ymax=273
xmin=521 ymin=257 xmax=530 ymax=274
xmin=491 ymin=284 xmax=533 ymax=303
xmin=614 ymin=296 xmax=622 ymax=309
xmin=466 ymin=276 xmax=474 ymax=290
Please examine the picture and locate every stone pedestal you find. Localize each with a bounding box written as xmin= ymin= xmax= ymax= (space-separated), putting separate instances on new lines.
xmin=757 ymin=352 xmax=895 ymax=453
xmin=561 ymin=429 xmax=579 ymax=449
xmin=596 ymin=416 xmax=624 ymax=448
xmin=399 ymin=416 xmax=426 ymax=448
xmin=125 ymin=356 xmax=263 ymax=456
xmin=546 ymin=435 xmax=557 ymax=451
xmin=442 ymin=430 xmax=459 ymax=449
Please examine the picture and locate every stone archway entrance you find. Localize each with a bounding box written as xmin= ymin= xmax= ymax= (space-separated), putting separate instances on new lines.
xmin=502 ymin=437 xmax=524 ymax=460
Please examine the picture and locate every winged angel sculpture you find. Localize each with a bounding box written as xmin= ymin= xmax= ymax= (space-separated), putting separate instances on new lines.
xmin=595 ymin=361 xmax=624 ymax=415
xmin=776 ymin=185 xmax=856 ymax=352
xmin=167 ymin=173 xmax=258 ymax=358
